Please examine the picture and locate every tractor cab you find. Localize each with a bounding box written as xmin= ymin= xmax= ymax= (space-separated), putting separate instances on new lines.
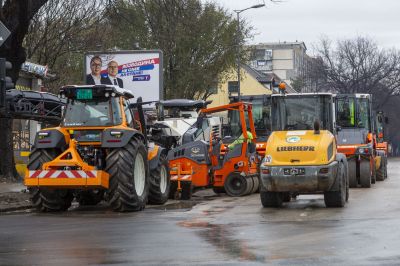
xmin=335 ymin=94 xmax=373 ymax=145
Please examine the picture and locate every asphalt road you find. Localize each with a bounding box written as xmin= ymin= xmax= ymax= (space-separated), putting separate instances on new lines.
xmin=1 ymin=158 xmax=400 ymax=265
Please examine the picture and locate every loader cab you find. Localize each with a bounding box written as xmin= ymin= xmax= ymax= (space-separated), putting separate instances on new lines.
xmin=335 ymin=94 xmax=372 ymax=132
xmin=271 ymin=93 xmax=335 ymax=133
xmin=335 ymin=94 xmax=373 ymax=145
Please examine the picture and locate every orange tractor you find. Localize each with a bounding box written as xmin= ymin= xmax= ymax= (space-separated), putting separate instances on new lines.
xmin=25 ymin=85 xmax=170 ymax=212
xmin=168 ymin=102 xmax=260 ymax=199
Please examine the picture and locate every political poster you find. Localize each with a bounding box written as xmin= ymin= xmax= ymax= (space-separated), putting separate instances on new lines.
xmin=84 ymin=50 xmax=163 ymax=103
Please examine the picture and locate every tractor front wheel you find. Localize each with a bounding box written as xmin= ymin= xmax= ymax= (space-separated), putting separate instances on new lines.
xmin=28 ymin=149 xmax=74 ymax=212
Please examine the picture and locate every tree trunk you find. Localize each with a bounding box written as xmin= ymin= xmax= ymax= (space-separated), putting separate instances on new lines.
xmin=0 ymin=118 xmax=19 ymax=181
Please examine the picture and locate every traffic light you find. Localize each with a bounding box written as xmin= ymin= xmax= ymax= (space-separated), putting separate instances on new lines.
xmin=0 ymin=57 xmax=14 ymax=108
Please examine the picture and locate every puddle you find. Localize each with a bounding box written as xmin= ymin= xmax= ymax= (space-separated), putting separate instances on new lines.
xmin=178 ymin=219 xmax=265 ymax=262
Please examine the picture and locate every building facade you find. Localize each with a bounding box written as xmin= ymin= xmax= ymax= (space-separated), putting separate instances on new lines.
xmin=248 ymin=42 xmax=308 ymax=90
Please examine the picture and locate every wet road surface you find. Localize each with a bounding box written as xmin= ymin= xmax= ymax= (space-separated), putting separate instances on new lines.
xmin=1 ymin=158 xmax=400 ymax=265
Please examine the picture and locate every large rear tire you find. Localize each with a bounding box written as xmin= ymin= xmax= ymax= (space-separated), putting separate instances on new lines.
xmin=28 ymin=149 xmax=74 ymax=212
xmin=148 ymin=154 xmax=170 ymax=204
xmin=105 ymin=137 xmax=149 ymax=212
xmin=260 ymin=190 xmax=283 ymax=208
xmin=359 ymin=159 xmax=371 ymax=188
xmin=324 ymin=162 xmax=346 ymax=207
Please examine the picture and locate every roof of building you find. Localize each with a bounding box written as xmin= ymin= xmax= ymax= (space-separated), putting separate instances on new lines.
xmin=251 ymin=41 xmax=307 ymax=51
xmin=241 ymin=64 xmax=297 ymax=93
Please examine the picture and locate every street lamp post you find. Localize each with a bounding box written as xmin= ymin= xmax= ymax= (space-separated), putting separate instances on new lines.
xmin=234 ymin=4 xmax=265 ymax=101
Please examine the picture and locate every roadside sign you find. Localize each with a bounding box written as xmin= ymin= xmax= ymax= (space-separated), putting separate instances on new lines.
xmin=0 ymin=21 xmax=11 ymax=47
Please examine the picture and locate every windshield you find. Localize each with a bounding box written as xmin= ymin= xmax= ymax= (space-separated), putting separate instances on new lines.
xmin=228 ymin=99 xmax=271 ymax=141
xmin=271 ymin=95 xmax=333 ymax=131
xmin=63 ymin=97 xmax=122 ymax=127
xmin=336 ymin=97 xmax=371 ymax=130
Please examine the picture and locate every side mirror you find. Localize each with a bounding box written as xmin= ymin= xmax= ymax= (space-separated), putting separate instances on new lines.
xmin=385 ymin=117 xmax=389 ymax=124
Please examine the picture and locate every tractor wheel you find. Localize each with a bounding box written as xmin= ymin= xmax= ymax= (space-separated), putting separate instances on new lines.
xmin=224 ymin=172 xmax=249 ymax=197
xmin=260 ymin=190 xmax=283 ymax=208
xmin=251 ymin=176 xmax=260 ymax=194
xmin=324 ymin=162 xmax=346 ymax=207
xmin=180 ymin=181 xmax=193 ymax=200
xmin=148 ymin=154 xmax=170 ymax=205
xmin=169 ymin=181 xmax=178 ymax=199
xmin=348 ymin=159 xmax=357 ymax=188
xmin=105 ymin=137 xmax=149 ymax=212
xmin=212 ymin=187 xmax=226 ymax=194
xmin=28 ymin=149 xmax=74 ymax=212
xmin=76 ymin=190 xmax=104 ymax=206
xmin=359 ymin=159 xmax=371 ymax=188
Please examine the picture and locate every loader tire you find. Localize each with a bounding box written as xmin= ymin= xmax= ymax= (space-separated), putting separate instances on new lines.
xmin=148 ymin=154 xmax=170 ymax=205
xmin=224 ymin=172 xmax=248 ymax=197
xmin=180 ymin=181 xmax=193 ymax=200
xmin=260 ymin=190 xmax=283 ymax=208
xmin=324 ymin=162 xmax=346 ymax=207
xmin=348 ymin=159 xmax=357 ymax=188
xmin=28 ymin=149 xmax=74 ymax=212
xmin=76 ymin=190 xmax=104 ymax=206
xmin=105 ymin=137 xmax=149 ymax=212
xmin=359 ymin=159 xmax=371 ymax=188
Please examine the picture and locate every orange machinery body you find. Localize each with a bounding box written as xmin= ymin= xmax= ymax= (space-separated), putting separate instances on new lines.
xmin=169 ymin=102 xmax=258 ymax=190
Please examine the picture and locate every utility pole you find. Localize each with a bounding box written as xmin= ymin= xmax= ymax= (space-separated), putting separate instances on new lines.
xmin=234 ymin=4 xmax=265 ymax=101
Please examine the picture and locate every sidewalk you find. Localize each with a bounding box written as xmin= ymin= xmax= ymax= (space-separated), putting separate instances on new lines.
xmin=0 ymin=180 xmax=32 ymax=213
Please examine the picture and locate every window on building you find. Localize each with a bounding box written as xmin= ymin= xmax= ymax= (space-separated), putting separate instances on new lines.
xmin=228 ymin=81 xmax=238 ymax=93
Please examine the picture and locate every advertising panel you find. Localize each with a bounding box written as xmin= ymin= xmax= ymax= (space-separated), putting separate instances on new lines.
xmin=84 ymin=50 xmax=163 ymax=103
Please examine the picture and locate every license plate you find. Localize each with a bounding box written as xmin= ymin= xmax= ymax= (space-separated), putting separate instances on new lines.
xmin=283 ymin=168 xmax=305 ymax=176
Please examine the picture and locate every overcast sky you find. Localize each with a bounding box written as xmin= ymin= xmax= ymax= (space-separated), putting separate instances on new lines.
xmin=209 ymin=0 xmax=400 ymax=54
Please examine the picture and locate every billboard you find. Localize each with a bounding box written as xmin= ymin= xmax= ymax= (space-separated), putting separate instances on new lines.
xmin=84 ymin=50 xmax=163 ymax=103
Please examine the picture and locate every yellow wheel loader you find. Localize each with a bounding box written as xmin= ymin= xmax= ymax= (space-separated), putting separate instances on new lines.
xmin=25 ymin=85 xmax=170 ymax=212
xmin=260 ymin=93 xmax=349 ymax=208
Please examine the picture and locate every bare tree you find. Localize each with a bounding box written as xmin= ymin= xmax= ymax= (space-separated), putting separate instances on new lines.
xmin=313 ymin=37 xmax=400 ymax=99
xmin=24 ymin=0 xmax=108 ymax=91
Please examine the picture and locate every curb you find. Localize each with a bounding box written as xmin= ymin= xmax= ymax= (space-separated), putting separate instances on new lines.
xmin=0 ymin=204 xmax=33 ymax=213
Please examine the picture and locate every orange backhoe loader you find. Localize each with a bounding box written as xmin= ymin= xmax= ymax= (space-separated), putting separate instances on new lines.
xmin=168 ymin=102 xmax=260 ymax=199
